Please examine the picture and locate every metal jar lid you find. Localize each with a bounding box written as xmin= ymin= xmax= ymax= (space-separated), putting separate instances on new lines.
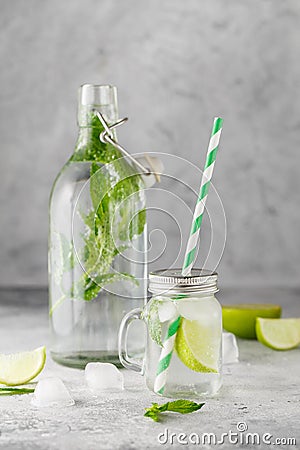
xmin=149 ymin=268 xmax=218 ymax=295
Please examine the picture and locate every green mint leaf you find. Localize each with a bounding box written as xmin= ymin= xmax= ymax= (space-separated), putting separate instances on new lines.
xmin=129 ymin=208 xmax=146 ymax=240
xmin=147 ymin=300 xmax=163 ymax=347
xmin=144 ymin=403 xmax=161 ymax=422
xmin=144 ymin=410 xmax=160 ymax=422
xmin=90 ymin=162 xmax=111 ymax=212
xmin=71 ymin=272 xmax=138 ymax=302
xmin=144 ymin=400 xmax=205 ymax=421
xmin=157 ymin=402 xmax=170 ymax=413
xmin=166 ymin=400 xmax=205 ymax=414
xmin=113 ymin=244 xmax=129 ymax=257
xmin=82 ymin=272 xmax=138 ymax=301
xmin=81 ymin=210 xmax=95 ymax=230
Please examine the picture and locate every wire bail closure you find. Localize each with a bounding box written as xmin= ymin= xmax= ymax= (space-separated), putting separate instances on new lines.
xmin=93 ymin=110 xmax=151 ymax=175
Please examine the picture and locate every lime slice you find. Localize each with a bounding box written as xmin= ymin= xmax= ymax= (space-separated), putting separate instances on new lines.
xmin=222 ymin=304 xmax=281 ymax=339
xmin=0 ymin=346 xmax=46 ymax=386
xmin=175 ymin=319 xmax=220 ymax=373
xmin=256 ymin=318 xmax=300 ymax=350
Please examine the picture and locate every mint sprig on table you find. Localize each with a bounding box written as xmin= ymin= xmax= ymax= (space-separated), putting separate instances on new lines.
xmin=144 ymin=400 xmax=205 ymax=422
xmin=51 ymin=114 xmax=146 ymax=312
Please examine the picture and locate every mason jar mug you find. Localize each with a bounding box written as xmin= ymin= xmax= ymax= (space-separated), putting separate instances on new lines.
xmin=119 ymin=269 xmax=222 ymax=398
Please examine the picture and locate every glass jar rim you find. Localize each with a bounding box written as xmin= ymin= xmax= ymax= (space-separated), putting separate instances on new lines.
xmin=149 ymin=268 xmax=218 ymax=295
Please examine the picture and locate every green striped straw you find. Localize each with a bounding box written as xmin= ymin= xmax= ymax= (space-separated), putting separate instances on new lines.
xmin=154 ymin=117 xmax=223 ymax=395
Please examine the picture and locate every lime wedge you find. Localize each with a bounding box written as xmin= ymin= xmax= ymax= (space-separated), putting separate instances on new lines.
xmin=222 ymin=304 xmax=281 ymax=339
xmin=175 ymin=319 xmax=220 ymax=373
xmin=0 ymin=346 xmax=46 ymax=386
xmin=256 ymin=318 xmax=300 ymax=350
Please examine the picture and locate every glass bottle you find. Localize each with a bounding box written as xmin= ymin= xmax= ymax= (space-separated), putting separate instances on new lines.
xmin=119 ymin=269 xmax=222 ymax=397
xmin=49 ymin=84 xmax=147 ymax=368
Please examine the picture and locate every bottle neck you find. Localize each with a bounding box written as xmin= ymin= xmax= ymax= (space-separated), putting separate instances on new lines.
xmin=75 ymin=84 xmax=118 ymax=149
xmin=74 ymin=105 xmax=118 ymax=157
xmin=72 ymin=84 xmax=120 ymax=161
xmin=77 ymin=104 xmax=118 ymax=129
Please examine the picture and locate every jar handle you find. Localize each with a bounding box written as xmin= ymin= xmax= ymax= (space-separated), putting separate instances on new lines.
xmin=118 ymin=308 xmax=144 ymax=374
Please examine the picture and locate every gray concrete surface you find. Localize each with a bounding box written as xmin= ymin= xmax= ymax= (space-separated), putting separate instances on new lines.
xmin=1 ymin=1 xmax=300 ymax=288
xmin=0 ymin=288 xmax=299 ymax=449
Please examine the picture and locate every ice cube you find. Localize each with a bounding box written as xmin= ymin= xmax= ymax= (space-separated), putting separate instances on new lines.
xmin=176 ymin=298 xmax=218 ymax=323
xmin=222 ymin=332 xmax=239 ymax=364
xmin=158 ymin=301 xmax=178 ymax=323
xmin=31 ymin=377 xmax=75 ymax=407
xmin=85 ymin=362 xmax=124 ymax=393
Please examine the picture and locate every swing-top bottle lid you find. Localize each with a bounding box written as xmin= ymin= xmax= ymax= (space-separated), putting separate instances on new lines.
xmin=149 ymin=268 xmax=218 ymax=295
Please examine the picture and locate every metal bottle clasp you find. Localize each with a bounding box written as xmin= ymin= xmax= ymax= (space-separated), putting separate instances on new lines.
xmin=93 ymin=110 xmax=151 ymax=175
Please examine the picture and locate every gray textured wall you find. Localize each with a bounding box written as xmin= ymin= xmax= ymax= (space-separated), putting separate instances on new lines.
xmin=1 ymin=0 xmax=300 ymax=288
